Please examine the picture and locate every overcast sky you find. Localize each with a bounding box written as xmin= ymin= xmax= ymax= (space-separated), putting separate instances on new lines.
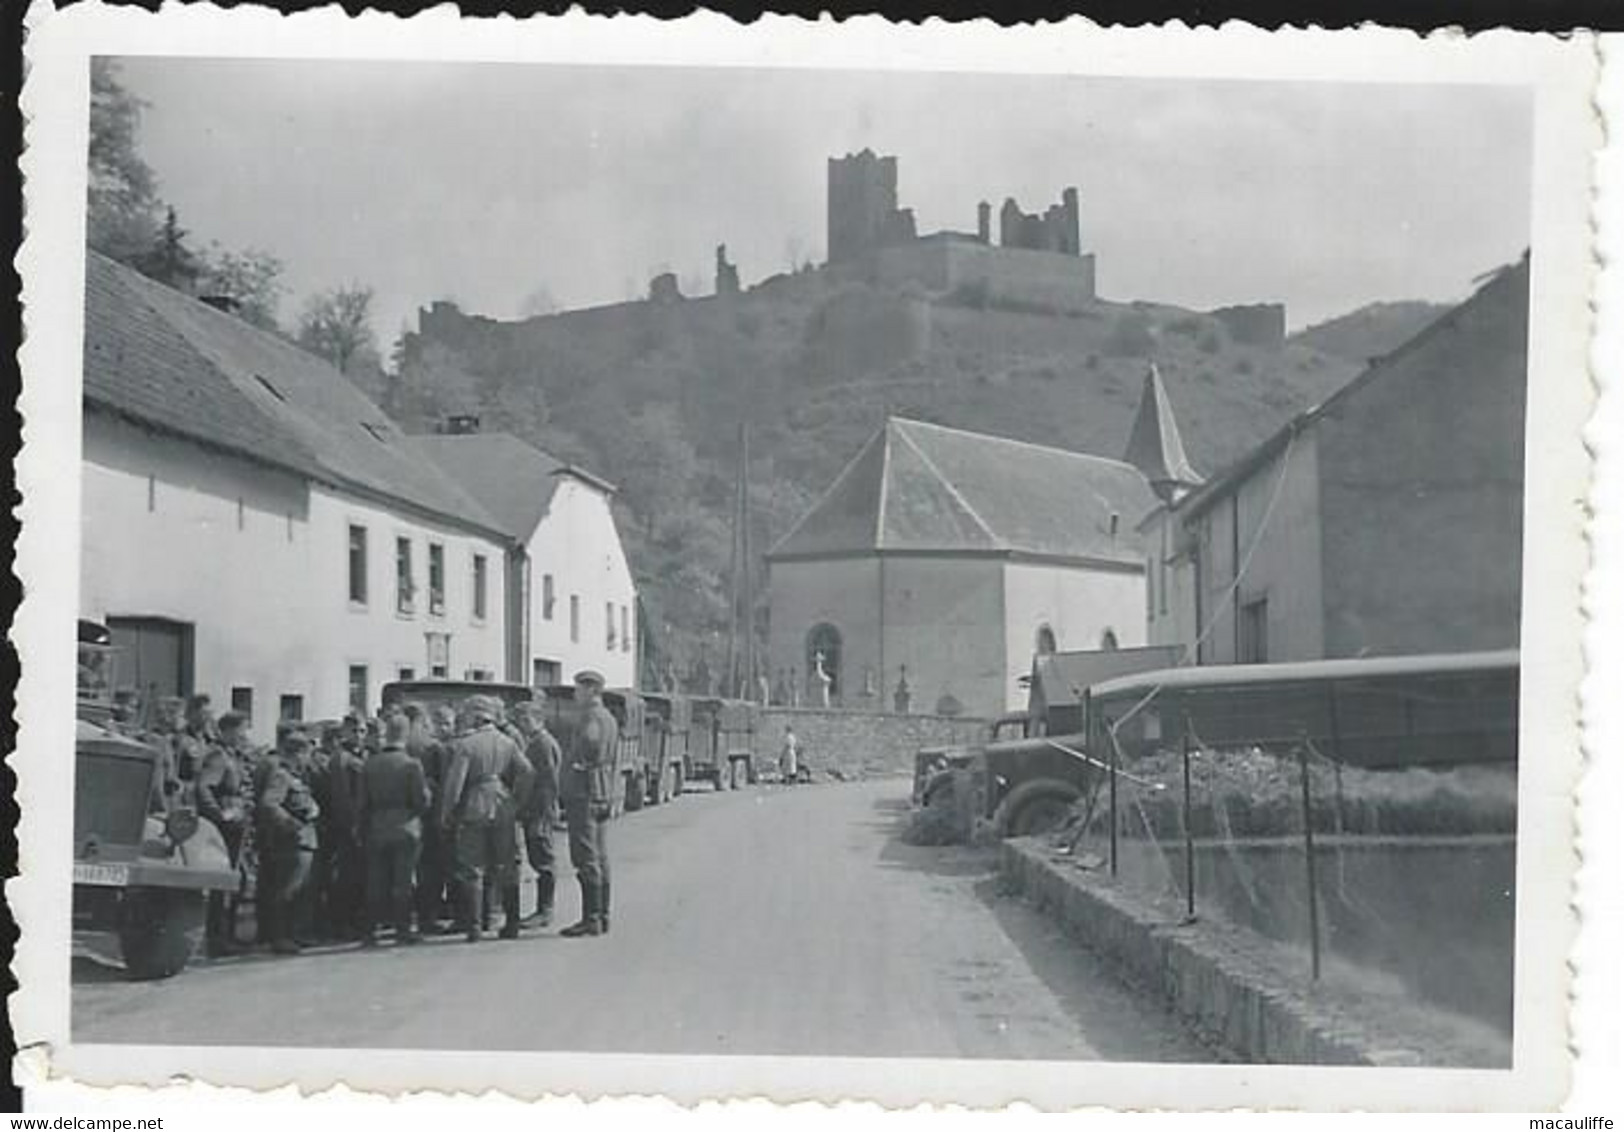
xmin=112 ymin=58 xmax=1532 ymax=341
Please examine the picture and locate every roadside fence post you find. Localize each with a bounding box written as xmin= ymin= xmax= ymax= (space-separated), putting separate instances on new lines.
xmin=1181 ymin=715 xmax=1196 ymax=922
xmin=1296 ymin=734 xmax=1322 ymax=982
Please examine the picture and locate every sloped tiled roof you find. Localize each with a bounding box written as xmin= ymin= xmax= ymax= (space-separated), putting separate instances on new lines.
xmin=770 ymin=417 xmax=1156 ymax=563
xmin=408 ymin=432 xmax=602 ymax=542
xmin=82 ymin=251 xmax=508 ymax=539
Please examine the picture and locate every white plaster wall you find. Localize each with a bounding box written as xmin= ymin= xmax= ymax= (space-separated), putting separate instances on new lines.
xmin=526 ymin=477 xmax=637 ymax=689
xmin=1001 ymin=561 xmax=1146 ymax=711
xmin=80 ymin=415 xmax=508 ymax=739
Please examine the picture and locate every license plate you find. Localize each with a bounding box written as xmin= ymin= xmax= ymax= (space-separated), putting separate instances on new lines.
xmin=73 ymin=862 xmax=130 ymax=887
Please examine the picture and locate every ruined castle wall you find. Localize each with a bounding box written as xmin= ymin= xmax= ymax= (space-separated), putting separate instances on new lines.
xmin=875 ymin=240 xmax=1098 ymax=313
xmin=1210 ymin=303 xmax=1287 ymax=348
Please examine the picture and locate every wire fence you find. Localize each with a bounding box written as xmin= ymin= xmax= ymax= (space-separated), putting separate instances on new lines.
xmin=1046 ymin=665 xmax=1517 ymax=1039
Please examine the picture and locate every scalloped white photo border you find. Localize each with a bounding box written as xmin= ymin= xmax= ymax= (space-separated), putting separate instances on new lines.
xmin=12 ymin=2 xmax=1604 ymax=1111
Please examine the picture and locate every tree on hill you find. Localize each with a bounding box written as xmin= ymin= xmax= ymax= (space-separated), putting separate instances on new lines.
xmin=199 ymin=246 xmax=285 ymax=331
xmin=87 ymin=59 xmax=161 ymax=263
xmin=132 ymin=207 xmax=204 ymax=292
xmin=298 ymin=284 xmax=378 ymax=376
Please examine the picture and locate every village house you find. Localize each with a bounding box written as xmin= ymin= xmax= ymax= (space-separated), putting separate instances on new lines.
xmin=1143 ymin=255 xmax=1529 ymax=664
xmin=409 ymin=429 xmax=638 ymax=690
xmin=80 ymin=251 xmax=514 ymax=738
xmin=766 ymin=417 xmax=1159 ymax=718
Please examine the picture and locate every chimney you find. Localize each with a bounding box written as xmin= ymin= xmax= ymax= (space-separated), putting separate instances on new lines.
xmin=439 ymin=414 xmax=482 ymax=435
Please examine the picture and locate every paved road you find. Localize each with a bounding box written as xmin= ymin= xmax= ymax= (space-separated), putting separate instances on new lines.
xmin=73 ymin=779 xmax=1217 ymax=1060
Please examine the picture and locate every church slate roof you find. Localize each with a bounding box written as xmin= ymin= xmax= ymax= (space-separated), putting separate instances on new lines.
xmin=407 ymin=432 xmax=615 ymax=543
xmin=769 ymin=417 xmax=1157 ymax=564
xmin=83 ymin=251 xmax=509 ymax=540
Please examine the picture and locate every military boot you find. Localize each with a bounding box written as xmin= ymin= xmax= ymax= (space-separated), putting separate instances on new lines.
xmin=498 ymin=884 xmax=523 ymax=940
xmin=598 ymin=879 xmax=611 ymax=935
xmin=560 ymin=881 xmax=602 ymax=938
xmin=521 ymin=875 xmax=554 ymax=928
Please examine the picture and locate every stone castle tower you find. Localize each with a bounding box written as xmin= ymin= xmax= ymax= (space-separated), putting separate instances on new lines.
xmin=827 ymin=149 xmax=917 ymax=265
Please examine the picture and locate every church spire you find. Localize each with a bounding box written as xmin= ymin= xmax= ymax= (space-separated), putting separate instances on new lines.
xmin=1123 ymin=363 xmax=1201 ymax=505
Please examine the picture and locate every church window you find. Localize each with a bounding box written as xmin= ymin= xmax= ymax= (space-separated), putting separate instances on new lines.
xmin=1101 ymin=629 xmax=1119 ymax=651
xmin=1035 ymin=624 xmax=1058 ymax=655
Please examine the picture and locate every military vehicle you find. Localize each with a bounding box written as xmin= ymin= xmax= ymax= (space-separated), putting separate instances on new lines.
xmin=684 ymin=696 xmax=729 ymax=791
xmin=72 ymin=621 xmax=238 ymax=980
xmin=641 ymin=693 xmax=690 ymax=803
xmin=379 ymin=678 xmax=539 ymax=716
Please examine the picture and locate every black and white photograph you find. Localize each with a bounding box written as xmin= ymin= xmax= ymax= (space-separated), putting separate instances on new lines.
xmin=12 ymin=7 xmax=1603 ymax=1113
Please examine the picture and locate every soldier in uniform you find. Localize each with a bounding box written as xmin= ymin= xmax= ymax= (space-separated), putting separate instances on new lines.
xmin=514 ymin=699 xmax=563 ymax=928
xmin=140 ymin=696 xmax=186 ymax=815
xmin=175 ymin=693 xmax=217 ymax=784
xmin=196 ymin=710 xmax=253 ymax=956
xmin=314 ymin=716 xmax=367 ymax=940
xmin=560 ymin=670 xmax=618 ymax=938
xmin=359 ymin=713 xmax=430 ymax=947
xmin=410 ymin=703 xmax=455 ymax=934
xmin=439 ymin=695 xmax=533 ymax=942
xmin=255 ymin=731 xmax=321 ymax=955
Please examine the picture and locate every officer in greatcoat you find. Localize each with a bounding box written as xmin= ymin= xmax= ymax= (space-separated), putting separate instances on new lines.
xmin=359 ymin=713 xmax=430 ymax=946
xmin=560 ymin=670 xmax=618 ymax=938
xmin=439 ymin=695 xmax=533 ymax=942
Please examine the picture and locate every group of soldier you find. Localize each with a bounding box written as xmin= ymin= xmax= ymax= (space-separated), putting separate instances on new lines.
xmin=116 ymin=669 xmax=620 ymax=956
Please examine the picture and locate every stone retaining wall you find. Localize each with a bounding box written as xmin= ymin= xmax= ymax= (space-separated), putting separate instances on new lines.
xmin=753 ymin=707 xmax=987 ymax=779
xmin=999 ymin=839 xmax=1509 ymax=1067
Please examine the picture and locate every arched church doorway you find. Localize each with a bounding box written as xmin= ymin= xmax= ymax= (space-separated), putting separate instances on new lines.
xmin=1035 ymin=624 xmax=1058 ymax=655
xmin=806 ymin=623 xmax=842 ymax=703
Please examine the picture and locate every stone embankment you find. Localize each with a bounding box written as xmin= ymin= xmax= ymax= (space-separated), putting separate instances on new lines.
xmin=1000 ymin=838 xmax=1511 ymax=1067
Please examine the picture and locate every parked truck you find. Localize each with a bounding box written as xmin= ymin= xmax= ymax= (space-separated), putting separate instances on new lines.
xmin=72 ymin=621 xmax=238 ymax=980
xmin=642 ymin=693 xmax=690 ymax=803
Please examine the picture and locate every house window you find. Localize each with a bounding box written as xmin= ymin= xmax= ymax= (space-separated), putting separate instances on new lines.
xmin=607 ymin=601 xmax=617 ymax=650
xmin=397 ymin=665 xmax=415 ymax=681
xmin=426 ymin=632 xmax=450 ymax=679
xmin=543 ymin=574 xmax=556 ymax=620
xmin=348 ymin=525 xmax=368 ymax=605
xmin=533 ymin=658 xmax=561 ymax=687
xmin=472 ymin=554 xmax=488 ymax=621
xmin=348 ymin=665 xmax=369 ymax=714
xmin=230 ymin=686 xmax=253 ymax=723
xmin=1239 ymin=597 xmax=1269 ymax=664
xmin=621 ymin=605 xmax=631 ymax=653
xmin=396 ymin=537 xmax=415 ymax=614
xmin=465 ymin=667 xmax=493 ymax=682
xmin=278 ymin=694 xmax=304 ymax=722
xmin=570 ymin=595 xmax=580 ymax=643
xmin=428 ymin=543 xmax=446 ymax=615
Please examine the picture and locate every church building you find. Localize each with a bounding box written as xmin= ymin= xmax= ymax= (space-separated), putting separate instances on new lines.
xmin=766 ymin=415 xmax=1172 ymax=717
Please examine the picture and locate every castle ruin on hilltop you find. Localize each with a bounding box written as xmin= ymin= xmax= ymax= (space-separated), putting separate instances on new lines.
xmin=824 ymin=149 xmax=1100 ymax=315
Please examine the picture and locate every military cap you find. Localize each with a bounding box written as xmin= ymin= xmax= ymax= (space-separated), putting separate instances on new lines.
xmin=285 ymin=731 xmax=313 ymax=750
xmin=462 ymin=695 xmax=501 ymax=724
xmin=217 ymin=711 xmax=249 ymax=732
xmin=573 ymin=669 xmax=606 ymax=688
